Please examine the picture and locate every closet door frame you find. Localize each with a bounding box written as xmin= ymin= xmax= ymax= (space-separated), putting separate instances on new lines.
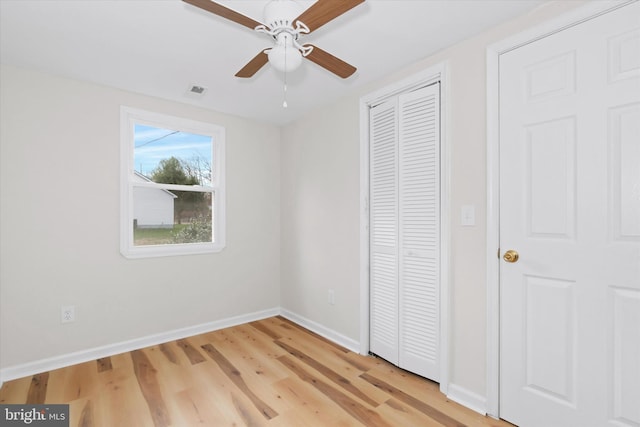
xmin=359 ymin=62 xmax=450 ymax=394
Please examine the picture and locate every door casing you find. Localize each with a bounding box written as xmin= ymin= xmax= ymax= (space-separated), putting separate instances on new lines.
xmin=485 ymin=0 xmax=635 ymax=418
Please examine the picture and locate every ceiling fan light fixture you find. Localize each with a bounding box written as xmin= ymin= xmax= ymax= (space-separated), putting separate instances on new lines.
xmin=268 ymin=33 xmax=303 ymax=73
xmin=182 ymin=0 xmax=364 ymax=79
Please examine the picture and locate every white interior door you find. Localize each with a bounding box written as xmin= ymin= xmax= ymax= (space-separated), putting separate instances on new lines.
xmin=499 ymin=3 xmax=640 ymax=427
xmin=370 ymin=84 xmax=441 ymax=381
xmin=370 ymin=98 xmax=399 ymax=366
xmin=398 ymin=85 xmax=440 ymax=380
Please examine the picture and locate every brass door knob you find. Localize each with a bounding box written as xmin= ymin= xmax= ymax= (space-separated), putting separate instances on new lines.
xmin=503 ymin=250 xmax=519 ymax=263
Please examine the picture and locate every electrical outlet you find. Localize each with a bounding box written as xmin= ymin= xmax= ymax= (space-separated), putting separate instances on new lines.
xmin=61 ymin=305 xmax=75 ymax=323
xmin=328 ymin=290 xmax=335 ymax=305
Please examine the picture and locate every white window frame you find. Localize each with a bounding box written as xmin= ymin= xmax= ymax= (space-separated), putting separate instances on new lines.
xmin=120 ymin=106 xmax=226 ymax=258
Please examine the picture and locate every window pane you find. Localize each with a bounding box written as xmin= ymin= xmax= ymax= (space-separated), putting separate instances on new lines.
xmin=132 ymin=187 xmax=213 ymax=246
xmin=134 ymin=124 xmax=212 ymax=186
xmin=132 ymin=123 xmax=214 ymax=247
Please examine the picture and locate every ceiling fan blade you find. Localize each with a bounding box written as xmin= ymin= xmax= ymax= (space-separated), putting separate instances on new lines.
xmin=304 ymin=45 xmax=356 ymax=78
xmin=183 ymin=0 xmax=263 ymax=30
xmin=235 ymin=51 xmax=269 ymax=78
xmin=294 ymin=0 xmax=365 ymax=33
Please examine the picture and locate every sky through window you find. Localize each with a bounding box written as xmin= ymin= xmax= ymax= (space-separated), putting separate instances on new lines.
xmin=134 ymin=124 xmax=213 ymax=184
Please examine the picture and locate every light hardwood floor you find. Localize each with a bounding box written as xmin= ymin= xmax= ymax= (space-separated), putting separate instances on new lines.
xmin=0 ymin=316 xmax=515 ymax=426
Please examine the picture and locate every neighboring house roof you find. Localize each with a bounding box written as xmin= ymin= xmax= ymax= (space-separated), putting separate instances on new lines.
xmin=133 ymin=171 xmax=177 ymax=199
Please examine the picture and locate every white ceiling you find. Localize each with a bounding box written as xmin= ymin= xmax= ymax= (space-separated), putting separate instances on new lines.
xmin=0 ymin=0 xmax=546 ymax=125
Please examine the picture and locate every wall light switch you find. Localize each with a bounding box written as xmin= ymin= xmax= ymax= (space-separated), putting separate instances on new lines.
xmin=461 ymin=205 xmax=475 ymax=226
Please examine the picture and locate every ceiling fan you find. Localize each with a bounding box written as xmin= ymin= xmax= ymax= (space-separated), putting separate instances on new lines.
xmin=183 ymin=0 xmax=365 ymax=79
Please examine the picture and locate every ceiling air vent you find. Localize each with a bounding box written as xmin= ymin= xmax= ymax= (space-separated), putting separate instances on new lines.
xmin=185 ymin=84 xmax=207 ymax=99
xmin=190 ymin=85 xmax=206 ymax=94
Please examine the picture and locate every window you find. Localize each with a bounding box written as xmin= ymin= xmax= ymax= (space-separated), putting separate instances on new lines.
xmin=120 ymin=107 xmax=225 ymax=258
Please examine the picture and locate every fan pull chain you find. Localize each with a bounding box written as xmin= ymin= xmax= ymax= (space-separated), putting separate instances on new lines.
xmin=283 ymin=85 xmax=288 ymax=108
xmin=283 ymin=39 xmax=288 ymax=108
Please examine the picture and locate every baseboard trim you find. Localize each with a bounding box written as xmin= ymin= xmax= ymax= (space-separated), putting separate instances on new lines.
xmin=447 ymin=383 xmax=487 ymax=415
xmin=1 ymin=307 xmax=488 ymax=419
xmin=279 ymin=309 xmax=360 ymax=353
xmin=0 ymin=307 xmax=280 ymax=383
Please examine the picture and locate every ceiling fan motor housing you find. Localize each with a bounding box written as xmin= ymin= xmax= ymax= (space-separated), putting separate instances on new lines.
xmin=263 ymin=0 xmax=303 ymax=32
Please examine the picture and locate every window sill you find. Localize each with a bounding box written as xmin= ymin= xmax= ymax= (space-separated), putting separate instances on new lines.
xmin=120 ymin=242 xmax=225 ymax=259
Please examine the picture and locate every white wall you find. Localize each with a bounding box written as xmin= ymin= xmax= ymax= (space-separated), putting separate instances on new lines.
xmin=0 ymin=65 xmax=281 ymax=371
xmin=280 ymin=99 xmax=361 ymax=341
xmin=279 ymin=0 xmax=584 ymax=405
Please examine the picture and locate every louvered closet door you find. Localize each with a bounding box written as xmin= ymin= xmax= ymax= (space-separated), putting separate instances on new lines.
xmin=369 ymin=83 xmax=440 ymax=381
xmin=369 ymin=99 xmax=399 ymax=365
xmin=398 ymin=84 xmax=440 ymax=380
